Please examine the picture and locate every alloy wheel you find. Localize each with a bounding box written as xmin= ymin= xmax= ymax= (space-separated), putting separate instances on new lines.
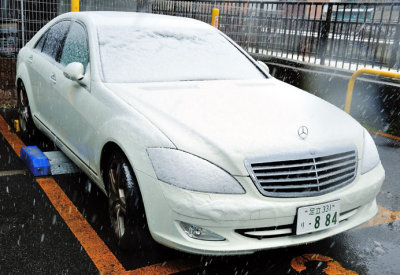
xmin=18 ymin=88 xmax=29 ymax=133
xmin=108 ymin=161 xmax=127 ymax=239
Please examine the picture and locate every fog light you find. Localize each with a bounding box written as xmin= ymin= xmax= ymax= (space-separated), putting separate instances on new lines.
xmin=179 ymin=222 xmax=225 ymax=241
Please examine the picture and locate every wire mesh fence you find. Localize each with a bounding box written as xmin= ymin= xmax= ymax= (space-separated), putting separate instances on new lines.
xmin=57 ymin=0 xmax=152 ymax=14
xmin=1 ymin=0 xmax=400 ymax=101
xmin=152 ymin=0 xmax=400 ymax=72
xmin=1 ymin=0 xmax=58 ymax=100
xmin=0 ymin=0 xmax=149 ymax=98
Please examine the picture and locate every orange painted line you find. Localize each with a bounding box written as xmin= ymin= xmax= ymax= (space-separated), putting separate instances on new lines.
xmin=0 ymin=24 xmax=17 ymax=27
xmin=370 ymin=130 xmax=400 ymax=141
xmin=290 ymin=206 xmax=400 ymax=274
xmin=0 ymin=114 xmax=197 ymax=274
xmin=0 ymin=115 xmax=25 ymax=157
xmin=127 ymin=260 xmax=197 ymax=275
xmin=358 ymin=206 xmax=400 ymax=229
xmin=38 ymin=177 xmax=198 ymax=275
xmin=37 ymin=177 xmax=126 ymax=274
xmin=291 ymin=254 xmax=357 ymax=274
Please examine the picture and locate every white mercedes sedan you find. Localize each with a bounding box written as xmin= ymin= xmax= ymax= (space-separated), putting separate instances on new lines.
xmin=16 ymin=12 xmax=384 ymax=255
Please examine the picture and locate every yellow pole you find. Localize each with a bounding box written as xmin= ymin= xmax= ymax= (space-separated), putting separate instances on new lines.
xmin=345 ymin=68 xmax=400 ymax=114
xmin=211 ymin=8 xmax=219 ymax=28
xmin=71 ymin=0 xmax=79 ymax=12
xmin=14 ymin=120 xmax=20 ymax=132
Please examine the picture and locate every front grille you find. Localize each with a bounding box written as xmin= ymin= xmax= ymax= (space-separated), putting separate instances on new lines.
xmin=245 ymin=148 xmax=357 ymax=197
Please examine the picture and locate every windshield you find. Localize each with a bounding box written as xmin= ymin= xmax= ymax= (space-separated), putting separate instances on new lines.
xmin=97 ymin=23 xmax=265 ymax=83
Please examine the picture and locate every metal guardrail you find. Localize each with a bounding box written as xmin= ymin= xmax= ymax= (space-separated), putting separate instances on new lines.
xmin=345 ymin=68 xmax=400 ymax=114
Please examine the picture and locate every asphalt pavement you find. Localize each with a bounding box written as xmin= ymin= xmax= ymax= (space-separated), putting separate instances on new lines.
xmin=0 ymin=108 xmax=399 ymax=275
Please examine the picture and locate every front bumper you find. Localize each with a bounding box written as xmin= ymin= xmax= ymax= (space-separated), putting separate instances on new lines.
xmin=136 ymin=163 xmax=384 ymax=255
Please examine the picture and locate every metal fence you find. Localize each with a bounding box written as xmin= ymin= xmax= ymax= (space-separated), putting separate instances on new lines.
xmin=2 ymin=0 xmax=400 ymax=95
xmin=0 ymin=0 xmax=146 ymax=94
xmin=152 ymin=0 xmax=400 ymax=72
xmin=1 ymin=0 xmax=59 ymax=96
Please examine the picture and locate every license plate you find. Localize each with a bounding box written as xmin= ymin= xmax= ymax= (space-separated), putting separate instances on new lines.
xmin=296 ymin=200 xmax=340 ymax=235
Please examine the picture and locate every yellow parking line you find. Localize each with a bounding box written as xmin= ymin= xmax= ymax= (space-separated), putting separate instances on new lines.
xmin=370 ymin=130 xmax=400 ymax=141
xmin=126 ymin=260 xmax=196 ymax=275
xmin=0 ymin=116 xmax=25 ymax=157
xmin=38 ymin=177 xmax=197 ymax=274
xmin=291 ymin=254 xmax=357 ymax=274
xmin=358 ymin=206 xmax=400 ymax=229
xmin=0 ymin=115 xmax=197 ymax=274
xmin=37 ymin=177 xmax=126 ymax=274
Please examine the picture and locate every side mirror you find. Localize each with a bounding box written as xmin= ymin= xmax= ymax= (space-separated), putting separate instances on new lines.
xmin=257 ymin=60 xmax=270 ymax=75
xmin=63 ymin=62 xmax=84 ymax=81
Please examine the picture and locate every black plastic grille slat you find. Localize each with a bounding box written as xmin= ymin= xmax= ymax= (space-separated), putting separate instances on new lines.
xmin=248 ymin=149 xmax=357 ymax=197
xmin=258 ymin=176 xmax=319 ymax=183
xmin=314 ymin=154 xmax=356 ymax=165
xmin=252 ymin=159 xmax=314 ymax=168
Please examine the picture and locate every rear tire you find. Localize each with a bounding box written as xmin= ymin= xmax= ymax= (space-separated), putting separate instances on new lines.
xmin=106 ymin=150 xmax=150 ymax=250
xmin=17 ymin=82 xmax=36 ymax=138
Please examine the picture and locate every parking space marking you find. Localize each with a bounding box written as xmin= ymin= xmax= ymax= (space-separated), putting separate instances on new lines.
xmin=370 ymin=130 xmax=400 ymax=141
xmin=0 ymin=169 xmax=28 ymax=177
xmin=0 ymin=114 xmax=197 ymax=274
xmin=291 ymin=254 xmax=357 ymax=274
xmin=37 ymin=177 xmax=126 ymax=274
xmin=358 ymin=206 xmax=400 ymax=229
xmin=0 ymin=116 xmax=25 ymax=157
xmin=38 ymin=178 xmax=197 ymax=274
xmin=125 ymin=260 xmax=197 ymax=275
xmin=290 ymin=209 xmax=400 ymax=274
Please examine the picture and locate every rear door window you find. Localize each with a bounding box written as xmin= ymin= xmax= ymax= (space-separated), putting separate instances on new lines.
xmin=34 ymin=32 xmax=47 ymax=51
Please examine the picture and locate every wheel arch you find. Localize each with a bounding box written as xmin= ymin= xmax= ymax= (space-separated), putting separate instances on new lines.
xmin=16 ymin=63 xmax=36 ymax=113
xmin=100 ymin=141 xmax=140 ymax=194
xmin=16 ymin=78 xmax=23 ymax=100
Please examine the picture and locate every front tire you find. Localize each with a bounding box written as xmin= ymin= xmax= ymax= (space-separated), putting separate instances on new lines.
xmin=106 ymin=150 xmax=149 ymax=250
xmin=17 ymin=82 xmax=35 ymax=138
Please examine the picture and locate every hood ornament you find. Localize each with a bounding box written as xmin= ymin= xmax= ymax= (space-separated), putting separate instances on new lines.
xmin=298 ymin=126 xmax=309 ymax=139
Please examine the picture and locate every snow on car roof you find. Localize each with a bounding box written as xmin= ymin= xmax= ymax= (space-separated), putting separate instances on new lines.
xmin=95 ymin=12 xmax=265 ymax=83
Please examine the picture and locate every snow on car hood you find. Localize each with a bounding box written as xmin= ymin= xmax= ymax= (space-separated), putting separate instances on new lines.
xmin=106 ymin=79 xmax=364 ymax=176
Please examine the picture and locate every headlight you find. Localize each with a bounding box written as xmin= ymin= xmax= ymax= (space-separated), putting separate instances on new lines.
xmin=361 ymin=129 xmax=380 ymax=174
xmin=147 ymin=148 xmax=245 ymax=194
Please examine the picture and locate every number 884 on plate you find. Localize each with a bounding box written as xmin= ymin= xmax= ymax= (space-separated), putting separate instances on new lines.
xmin=296 ymin=200 xmax=340 ymax=235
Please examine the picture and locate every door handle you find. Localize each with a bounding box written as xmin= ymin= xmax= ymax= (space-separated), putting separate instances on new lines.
xmin=28 ymin=55 xmax=33 ymax=63
xmin=50 ymin=73 xmax=56 ymax=84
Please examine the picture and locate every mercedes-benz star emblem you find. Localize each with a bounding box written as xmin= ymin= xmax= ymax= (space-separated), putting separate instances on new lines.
xmin=298 ymin=126 xmax=309 ymax=139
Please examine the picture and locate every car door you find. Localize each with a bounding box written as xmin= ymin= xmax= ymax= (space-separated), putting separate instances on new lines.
xmin=28 ymin=20 xmax=71 ymax=126
xmin=50 ymin=21 xmax=95 ymax=169
xmin=26 ymin=29 xmax=50 ymax=116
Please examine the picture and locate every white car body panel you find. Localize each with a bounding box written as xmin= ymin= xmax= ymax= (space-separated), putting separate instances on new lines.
xmin=16 ymin=12 xmax=384 ymax=255
xmin=106 ymin=79 xmax=364 ymax=176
